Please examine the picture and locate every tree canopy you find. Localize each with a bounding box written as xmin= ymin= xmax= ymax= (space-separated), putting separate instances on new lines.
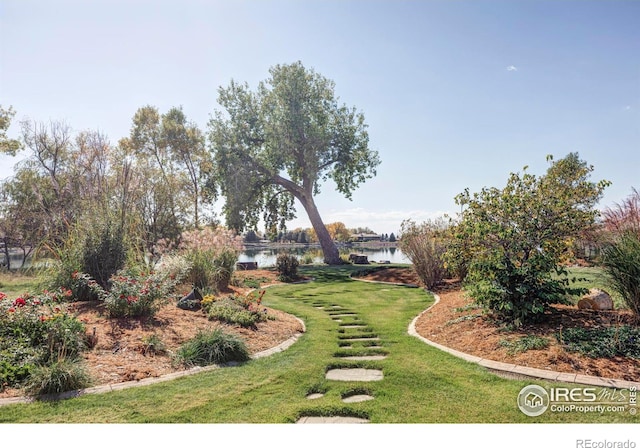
xmin=208 ymin=62 xmax=380 ymax=264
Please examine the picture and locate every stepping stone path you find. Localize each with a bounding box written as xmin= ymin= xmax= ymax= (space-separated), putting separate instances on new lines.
xmin=342 ymin=394 xmax=375 ymax=403
xmin=325 ymin=368 xmax=383 ymax=381
xmin=297 ymin=302 xmax=387 ymax=424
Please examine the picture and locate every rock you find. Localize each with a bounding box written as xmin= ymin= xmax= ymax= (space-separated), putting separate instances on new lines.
xmin=577 ymin=298 xmax=596 ymax=310
xmin=177 ymin=288 xmax=203 ymax=311
xmin=579 ymin=289 xmax=614 ymax=311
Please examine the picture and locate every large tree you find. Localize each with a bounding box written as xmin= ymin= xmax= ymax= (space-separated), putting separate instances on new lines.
xmin=208 ymin=62 xmax=380 ymax=264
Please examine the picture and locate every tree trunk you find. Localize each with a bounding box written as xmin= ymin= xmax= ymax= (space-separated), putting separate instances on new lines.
xmin=1 ymin=237 xmax=10 ymax=271
xmin=296 ymin=194 xmax=341 ymax=265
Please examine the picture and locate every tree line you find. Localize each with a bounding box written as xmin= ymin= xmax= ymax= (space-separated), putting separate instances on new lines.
xmin=0 ymin=62 xmax=381 ymax=268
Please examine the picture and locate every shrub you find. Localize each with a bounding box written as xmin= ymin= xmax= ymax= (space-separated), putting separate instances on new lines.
xmin=399 ymin=219 xmax=449 ymax=289
xmin=600 ymin=231 xmax=640 ymax=317
xmin=206 ymin=291 xmax=268 ymax=328
xmin=164 ymin=227 xmax=244 ymax=292
xmin=140 ymin=334 xmax=166 ymax=356
xmin=498 ymin=335 xmax=549 ymax=355
xmin=557 ymin=326 xmax=640 ymax=358
xmin=44 ymin=217 xmax=127 ymax=300
xmin=0 ymin=290 xmax=86 ymax=360
xmin=448 ymin=153 xmax=608 ymax=327
xmin=174 ymin=329 xmax=250 ymax=367
xmin=23 ymin=358 xmax=92 ymax=397
xmin=81 ymin=218 xmax=127 ymax=290
xmin=276 ymin=253 xmax=299 ymax=282
xmin=0 ymin=360 xmax=33 ymax=390
xmin=88 ymin=267 xmax=186 ymax=318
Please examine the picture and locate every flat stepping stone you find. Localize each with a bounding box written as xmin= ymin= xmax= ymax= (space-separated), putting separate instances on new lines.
xmin=325 ymin=368 xmax=384 ymax=382
xmin=340 ymin=355 xmax=387 ymax=361
xmin=306 ymin=393 xmax=324 ymax=400
xmin=339 ymin=337 xmax=380 ymax=342
xmin=331 ymin=313 xmax=357 ymax=317
xmin=296 ymin=416 xmax=369 ymax=424
xmin=339 ymin=325 xmax=367 ymax=329
xmin=342 ymin=394 xmax=375 ymax=403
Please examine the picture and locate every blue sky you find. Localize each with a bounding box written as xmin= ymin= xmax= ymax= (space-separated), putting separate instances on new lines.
xmin=1 ymin=0 xmax=638 ymax=235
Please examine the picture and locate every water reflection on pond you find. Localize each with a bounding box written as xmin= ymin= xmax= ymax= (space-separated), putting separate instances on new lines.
xmin=237 ymin=245 xmax=409 ymax=267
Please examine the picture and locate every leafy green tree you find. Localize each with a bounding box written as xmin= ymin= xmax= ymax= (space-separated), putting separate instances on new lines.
xmin=448 ymin=153 xmax=609 ymax=326
xmin=208 ymin=62 xmax=380 ymax=264
xmin=0 ymin=105 xmax=21 ymax=155
xmin=161 ymin=107 xmax=212 ymax=228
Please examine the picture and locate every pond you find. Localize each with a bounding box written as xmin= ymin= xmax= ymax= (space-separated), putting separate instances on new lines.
xmin=237 ymin=245 xmax=410 ymax=267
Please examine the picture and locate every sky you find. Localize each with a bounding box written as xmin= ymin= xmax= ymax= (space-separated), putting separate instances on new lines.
xmin=1 ymin=0 xmax=639 ymax=236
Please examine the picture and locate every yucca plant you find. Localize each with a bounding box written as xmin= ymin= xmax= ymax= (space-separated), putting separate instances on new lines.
xmin=600 ymin=230 xmax=640 ymax=318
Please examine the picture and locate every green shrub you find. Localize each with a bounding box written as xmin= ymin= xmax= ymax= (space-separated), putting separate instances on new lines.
xmin=600 ymin=231 xmax=640 ymax=317
xmin=0 ymin=360 xmax=33 ymax=390
xmin=174 ymin=329 xmax=250 ymax=367
xmin=206 ymin=294 xmax=267 ymax=328
xmin=23 ymin=358 xmax=92 ymax=397
xmin=448 ymin=153 xmax=608 ymax=327
xmin=498 ymin=335 xmax=549 ymax=355
xmin=557 ymin=326 xmax=640 ymax=358
xmin=140 ymin=334 xmax=166 ymax=356
xmin=44 ymin=217 xmax=126 ymax=300
xmin=86 ymin=256 xmax=190 ymax=318
xmin=81 ymin=218 xmax=127 ymax=290
xmin=276 ymin=253 xmax=299 ymax=282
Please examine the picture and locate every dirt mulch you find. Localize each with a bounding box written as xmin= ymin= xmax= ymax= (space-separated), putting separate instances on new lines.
xmin=359 ymin=267 xmax=640 ymax=383
xmin=0 ymin=269 xmax=304 ymax=399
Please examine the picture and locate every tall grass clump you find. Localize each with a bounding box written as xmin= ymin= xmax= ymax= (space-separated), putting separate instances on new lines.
xmin=399 ymin=218 xmax=449 ymax=289
xmin=600 ymin=231 xmax=640 ymax=318
xmin=23 ymin=357 xmax=92 ymax=397
xmin=174 ymin=329 xmax=250 ymax=367
xmin=600 ymin=188 xmax=640 ymax=318
xmin=157 ymin=227 xmax=243 ymax=292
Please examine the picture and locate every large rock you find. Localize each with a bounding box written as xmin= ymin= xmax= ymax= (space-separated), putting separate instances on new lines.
xmin=579 ymin=288 xmax=614 ymax=311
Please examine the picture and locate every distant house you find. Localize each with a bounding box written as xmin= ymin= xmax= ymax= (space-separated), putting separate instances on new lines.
xmin=351 ymin=233 xmax=381 ymax=242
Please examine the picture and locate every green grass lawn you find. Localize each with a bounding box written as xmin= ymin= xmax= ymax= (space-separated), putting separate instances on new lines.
xmin=0 ymin=265 xmax=637 ymax=423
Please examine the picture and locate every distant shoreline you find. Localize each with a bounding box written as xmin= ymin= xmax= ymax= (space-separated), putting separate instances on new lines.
xmin=242 ymin=241 xmax=398 ymax=250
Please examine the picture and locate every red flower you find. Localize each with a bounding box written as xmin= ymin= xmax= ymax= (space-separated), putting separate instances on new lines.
xmin=8 ymin=307 xmax=15 ymax=313
xmin=13 ymin=297 xmax=26 ymax=308
xmin=0 ymin=292 xmax=6 ymax=301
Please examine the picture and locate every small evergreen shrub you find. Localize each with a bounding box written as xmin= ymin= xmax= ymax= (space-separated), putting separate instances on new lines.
xmin=276 ymin=253 xmax=299 ymax=282
xmin=174 ymin=329 xmax=250 ymax=367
